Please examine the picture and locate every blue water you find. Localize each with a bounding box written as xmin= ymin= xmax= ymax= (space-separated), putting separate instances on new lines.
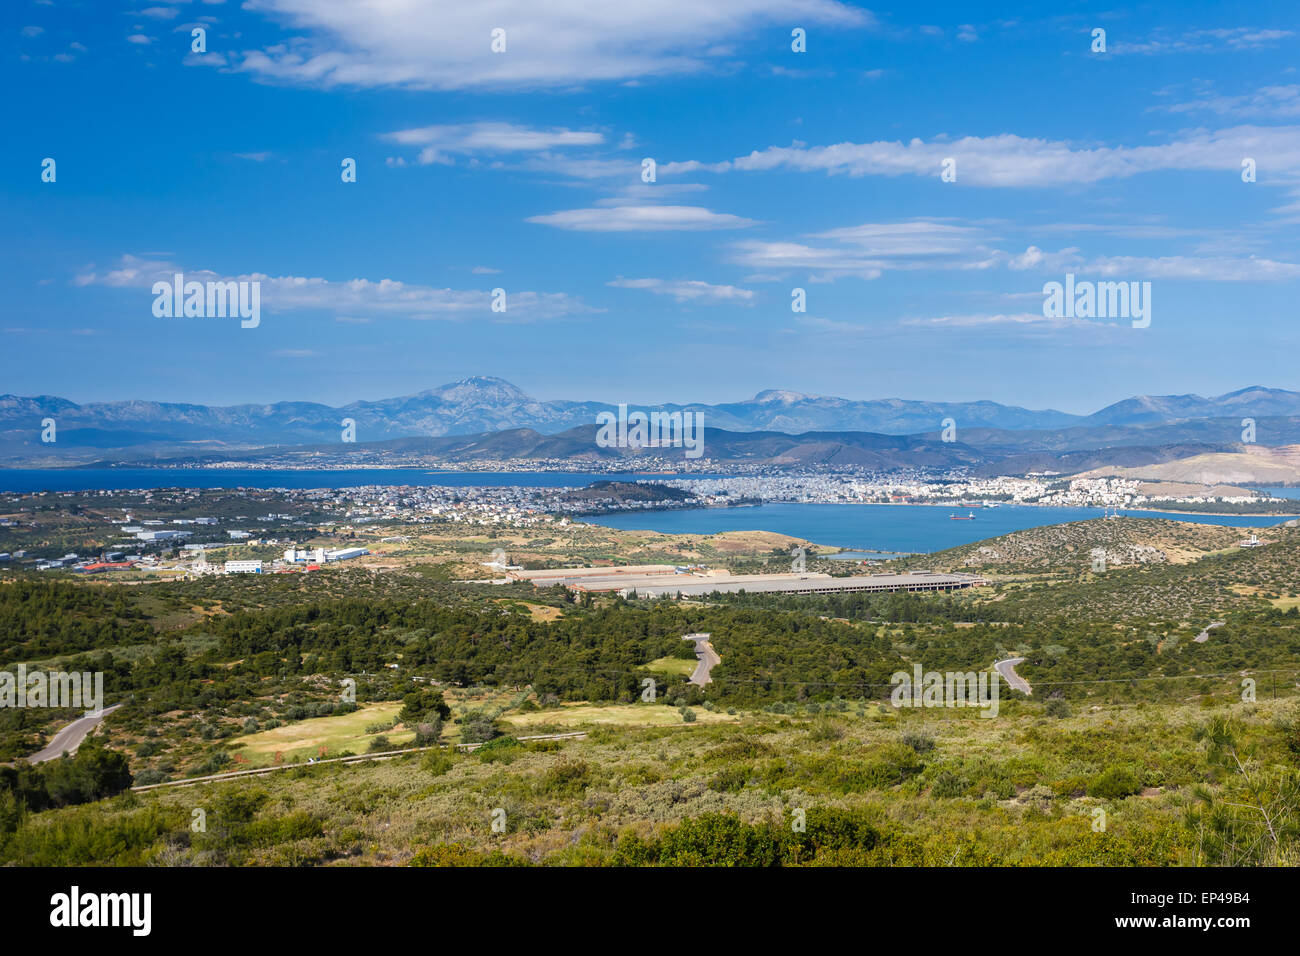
xmin=0 ymin=468 xmax=672 ymax=494
xmin=587 ymin=503 xmax=1297 ymax=553
xmin=3 ymin=468 xmax=1295 ymax=555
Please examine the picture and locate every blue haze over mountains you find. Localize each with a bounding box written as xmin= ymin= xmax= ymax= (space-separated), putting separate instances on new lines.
xmin=2 ymin=377 xmax=1299 ymax=465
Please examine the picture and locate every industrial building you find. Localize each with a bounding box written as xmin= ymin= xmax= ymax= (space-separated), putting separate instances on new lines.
xmin=135 ymin=529 xmax=190 ymax=542
xmin=507 ymin=564 xmax=681 ymax=585
xmin=325 ymin=547 xmax=369 ymax=561
xmin=224 ymin=560 xmax=263 ymax=574
xmin=284 ymin=547 xmax=327 ymax=564
xmin=563 ymin=569 xmax=985 ymax=599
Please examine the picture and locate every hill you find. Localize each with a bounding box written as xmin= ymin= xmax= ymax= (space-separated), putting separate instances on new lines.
xmin=1073 ymin=445 xmax=1300 ymax=485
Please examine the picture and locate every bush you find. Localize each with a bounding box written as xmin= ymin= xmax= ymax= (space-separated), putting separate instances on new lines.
xmin=537 ymin=758 xmax=591 ymax=797
xmin=475 ymin=736 xmax=524 ymax=764
xmin=414 ymin=719 xmax=443 ymax=746
xmin=611 ymin=808 xmax=883 ymax=867
xmin=707 ymin=766 xmax=750 ymax=793
xmin=929 ymin=768 xmax=969 ymax=798
xmin=460 ymin=710 xmax=499 ymax=744
xmin=901 ymin=730 xmax=935 ymax=754
xmin=409 ymin=843 xmax=528 ymax=867
xmin=422 ymin=751 xmax=455 ymax=776
xmin=1045 ymin=698 xmax=1071 ymax=719
xmin=1088 ymin=766 xmax=1142 ymax=800
xmin=808 ymin=719 xmax=843 ymax=742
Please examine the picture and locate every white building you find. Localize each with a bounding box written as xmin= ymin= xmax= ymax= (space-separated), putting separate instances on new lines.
xmin=136 ymin=529 xmax=190 ymax=542
xmin=325 ymin=547 xmax=369 ymax=561
xmin=284 ymin=547 xmax=327 ymax=564
xmin=224 ymin=560 xmax=263 ymax=574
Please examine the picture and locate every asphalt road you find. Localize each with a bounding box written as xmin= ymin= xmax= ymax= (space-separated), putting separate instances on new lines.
xmin=1194 ymin=621 xmax=1226 ymax=643
xmin=27 ymin=704 xmax=122 ymax=764
xmin=683 ymin=633 xmax=720 ymax=687
xmin=994 ymin=658 xmax=1031 ymax=695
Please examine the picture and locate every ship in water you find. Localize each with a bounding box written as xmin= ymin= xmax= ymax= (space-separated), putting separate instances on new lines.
xmin=949 ymin=511 xmax=976 ymax=520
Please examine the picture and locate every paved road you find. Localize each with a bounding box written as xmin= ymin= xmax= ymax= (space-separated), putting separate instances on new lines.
xmin=683 ymin=632 xmax=720 ymax=687
xmin=994 ymin=658 xmax=1031 ymax=695
xmin=1194 ymin=620 xmax=1226 ymax=643
xmin=28 ymin=704 xmax=122 ymax=764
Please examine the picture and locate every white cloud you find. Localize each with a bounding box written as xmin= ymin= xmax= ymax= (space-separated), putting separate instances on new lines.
xmin=382 ymin=121 xmax=604 ymax=166
xmin=1112 ymin=27 xmax=1294 ymax=55
xmin=899 ymin=312 xmax=1109 ymax=331
xmin=1158 ymin=84 xmax=1300 ymax=118
xmin=725 ymin=219 xmax=1300 ymax=282
xmin=217 ymin=0 xmax=872 ymax=90
xmin=126 ymin=34 xmax=155 ymax=45
xmin=1084 ymin=254 xmax=1300 ymax=281
xmin=74 ymin=255 xmax=596 ymax=322
xmin=527 ymin=204 xmax=756 ymax=232
xmin=607 ymin=277 xmax=756 ymax=303
xmin=729 ymin=219 xmax=999 ymax=279
xmin=794 ymin=316 xmax=874 ymax=333
xmin=663 ymin=125 xmax=1300 ymax=188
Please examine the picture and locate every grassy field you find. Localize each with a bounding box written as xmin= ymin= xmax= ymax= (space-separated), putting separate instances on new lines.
xmin=228 ymin=703 xmax=412 ymax=766
xmin=10 ymin=693 xmax=1296 ymax=867
xmin=642 ymin=656 xmax=697 ymax=677
xmin=502 ymin=702 xmax=740 ymax=731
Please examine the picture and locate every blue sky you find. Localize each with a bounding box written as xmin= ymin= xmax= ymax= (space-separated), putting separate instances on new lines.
xmin=5 ymin=0 xmax=1300 ymax=414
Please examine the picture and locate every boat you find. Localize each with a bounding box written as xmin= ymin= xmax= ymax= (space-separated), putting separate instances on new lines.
xmin=949 ymin=511 xmax=976 ymax=520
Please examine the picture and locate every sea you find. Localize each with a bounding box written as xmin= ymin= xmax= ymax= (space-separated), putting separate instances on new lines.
xmin=1 ymin=468 xmax=1295 ymax=555
xmin=588 ymin=502 xmax=1298 ymax=553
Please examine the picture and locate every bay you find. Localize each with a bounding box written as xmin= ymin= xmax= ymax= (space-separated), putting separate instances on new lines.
xmin=586 ymin=502 xmax=1297 ymax=553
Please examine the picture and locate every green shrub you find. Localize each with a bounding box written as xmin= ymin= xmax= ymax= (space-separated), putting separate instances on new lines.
xmin=1088 ymin=766 xmax=1142 ymax=800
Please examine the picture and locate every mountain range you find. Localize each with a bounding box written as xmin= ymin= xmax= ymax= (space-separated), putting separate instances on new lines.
xmin=1 ymin=377 xmax=1296 ymax=467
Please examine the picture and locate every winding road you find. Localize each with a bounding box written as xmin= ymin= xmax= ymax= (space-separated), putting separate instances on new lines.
xmin=683 ymin=633 xmax=720 ymax=687
xmin=994 ymin=658 xmax=1031 ymax=696
xmin=1194 ymin=621 xmax=1226 ymax=643
xmin=27 ymin=704 xmax=122 ymax=764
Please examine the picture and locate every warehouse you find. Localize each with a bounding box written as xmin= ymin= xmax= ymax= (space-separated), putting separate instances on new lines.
xmin=607 ymin=570 xmax=986 ymax=599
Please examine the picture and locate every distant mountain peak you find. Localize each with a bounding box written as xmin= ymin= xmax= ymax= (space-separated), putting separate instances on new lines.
xmin=6 ymin=379 xmax=1300 ymax=466
xmin=751 ymin=388 xmax=813 ymax=404
xmin=419 ymin=376 xmax=531 ymax=402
